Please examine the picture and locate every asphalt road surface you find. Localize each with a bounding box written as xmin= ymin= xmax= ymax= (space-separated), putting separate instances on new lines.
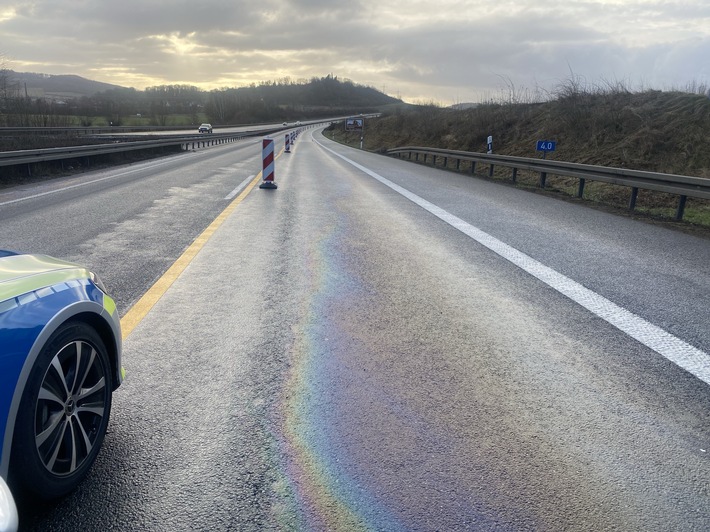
xmin=2 ymin=128 xmax=710 ymax=531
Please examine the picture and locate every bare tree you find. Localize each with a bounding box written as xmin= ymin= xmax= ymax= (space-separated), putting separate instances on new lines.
xmin=0 ymin=53 xmax=12 ymax=125
xmin=0 ymin=52 xmax=13 ymax=102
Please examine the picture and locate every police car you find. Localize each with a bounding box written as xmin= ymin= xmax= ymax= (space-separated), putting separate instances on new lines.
xmin=0 ymin=250 xmax=123 ymax=527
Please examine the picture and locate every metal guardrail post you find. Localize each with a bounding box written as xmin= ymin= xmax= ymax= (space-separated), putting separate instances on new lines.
xmin=629 ymin=188 xmax=639 ymax=210
xmin=676 ymin=196 xmax=687 ymax=220
xmin=539 ymin=171 xmax=547 ymax=188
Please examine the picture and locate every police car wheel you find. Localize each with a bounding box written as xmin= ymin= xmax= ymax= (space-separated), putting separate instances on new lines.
xmin=11 ymin=321 xmax=113 ymax=499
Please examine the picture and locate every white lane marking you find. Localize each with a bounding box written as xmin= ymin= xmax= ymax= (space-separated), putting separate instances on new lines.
xmin=316 ymin=139 xmax=710 ymax=386
xmin=0 ymin=156 xmax=192 ymax=207
xmin=225 ymin=175 xmax=255 ymax=200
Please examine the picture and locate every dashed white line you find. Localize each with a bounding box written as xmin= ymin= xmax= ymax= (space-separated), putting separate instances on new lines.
xmin=225 ymin=175 xmax=256 ymax=200
xmin=0 ymin=157 xmax=191 ymax=207
xmin=317 ymin=139 xmax=710 ymax=386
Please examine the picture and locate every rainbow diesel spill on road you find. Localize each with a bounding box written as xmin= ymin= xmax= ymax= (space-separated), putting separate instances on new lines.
xmin=273 ymin=219 xmax=402 ymax=530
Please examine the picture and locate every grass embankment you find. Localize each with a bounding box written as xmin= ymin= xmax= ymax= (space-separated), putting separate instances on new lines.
xmin=327 ymin=90 xmax=710 ymax=233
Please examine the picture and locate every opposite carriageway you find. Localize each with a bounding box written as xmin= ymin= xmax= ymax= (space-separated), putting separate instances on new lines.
xmin=0 ymin=123 xmax=328 ymax=177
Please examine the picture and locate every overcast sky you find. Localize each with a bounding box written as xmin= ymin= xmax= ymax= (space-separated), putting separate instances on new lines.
xmin=1 ymin=0 xmax=709 ymax=103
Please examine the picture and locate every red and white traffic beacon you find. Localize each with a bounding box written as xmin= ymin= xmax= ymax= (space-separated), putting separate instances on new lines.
xmin=259 ymin=137 xmax=277 ymax=189
xmin=284 ymin=133 xmax=291 ymax=153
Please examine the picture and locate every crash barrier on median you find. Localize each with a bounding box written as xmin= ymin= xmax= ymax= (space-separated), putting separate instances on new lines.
xmin=387 ymin=146 xmax=710 ymax=221
xmin=0 ymin=129 xmax=286 ymax=176
xmin=0 ymin=120 xmax=331 ymax=179
xmin=0 ymin=121 xmax=336 ymax=176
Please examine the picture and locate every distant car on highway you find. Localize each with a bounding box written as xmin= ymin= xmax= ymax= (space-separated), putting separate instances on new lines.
xmin=295 ymin=121 xmax=301 ymax=126
xmin=198 ymin=123 xmax=213 ymax=133
xmin=0 ymin=250 xmax=123 ymax=509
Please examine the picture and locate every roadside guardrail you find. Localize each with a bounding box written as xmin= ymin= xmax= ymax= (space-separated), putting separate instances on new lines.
xmin=0 ymin=122 xmax=281 ymax=136
xmin=0 ymin=126 xmax=178 ymax=135
xmin=387 ymin=146 xmax=710 ymax=221
xmin=0 ymin=128 xmax=289 ymax=176
xmin=0 ymin=121 xmax=344 ymax=179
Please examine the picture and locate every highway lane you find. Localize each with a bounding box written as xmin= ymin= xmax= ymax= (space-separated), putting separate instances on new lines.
xmin=6 ymin=127 xmax=710 ymax=530
xmin=334 ymin=146 xmax=710 ymax=356
xmin=120 ymin=122 xmax=290 ymax=137
xmin=0 ymin=135 xmax=276 ymax=312
xmin=113 ymin=119 xmax=333 ymax=137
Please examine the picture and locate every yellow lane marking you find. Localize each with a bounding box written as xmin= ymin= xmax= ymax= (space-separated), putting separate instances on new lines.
xmin=120 ymin=144 xmax=284 ymax=339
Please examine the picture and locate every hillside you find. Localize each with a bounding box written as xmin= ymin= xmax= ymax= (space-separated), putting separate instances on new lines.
xmin=330 ymin=89 xmax=710 ymax=227
xmin=6 ymin=71 xmax=125 ymax=99
xmin=0 ymin=73 xmax=402 ymax=126
xmin=354 ymin=91 xmax=710 ymax=176
xmin=203 ymin=75 xmax=402 ymax=123
xmin=229 ymin=76 xmax=399 ymax=108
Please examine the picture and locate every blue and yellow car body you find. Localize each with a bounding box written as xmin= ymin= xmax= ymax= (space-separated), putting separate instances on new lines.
xmin=0 ymin=250 xmax=123 ymax=521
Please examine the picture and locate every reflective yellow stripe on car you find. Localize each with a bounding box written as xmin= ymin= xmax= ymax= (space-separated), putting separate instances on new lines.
xmin=103 ymin=294 xmax=117 ymax=317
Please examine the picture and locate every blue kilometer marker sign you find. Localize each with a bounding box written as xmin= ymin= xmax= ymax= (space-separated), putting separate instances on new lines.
xmin=536 ymin=140 xmax=556 ymax=151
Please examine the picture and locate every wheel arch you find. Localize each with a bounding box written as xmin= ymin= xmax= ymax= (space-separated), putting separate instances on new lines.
xmin=73 ymin=310 xmax=122 ymax=392
xmin=0 ymin=300 xmax=120 ymax=480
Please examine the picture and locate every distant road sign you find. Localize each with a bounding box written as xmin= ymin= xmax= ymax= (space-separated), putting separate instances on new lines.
xmin=536 ymin=140 xmax=557 ymax=151
xmin=346 ymin=118 xmax=364 ymax=131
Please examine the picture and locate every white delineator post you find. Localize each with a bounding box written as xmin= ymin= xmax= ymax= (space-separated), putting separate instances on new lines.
xmin=259 ymin=137 xmax=277 ymax=189
xmin=285 ymin=133 xmax=291 ymax=153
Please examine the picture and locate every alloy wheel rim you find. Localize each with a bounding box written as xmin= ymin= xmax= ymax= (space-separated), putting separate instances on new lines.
xmin=35 ymin=340 xmax=107 ymax=476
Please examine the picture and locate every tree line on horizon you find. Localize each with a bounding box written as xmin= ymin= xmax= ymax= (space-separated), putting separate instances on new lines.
xmin=0 ymin=73 xmax=401 ymax=127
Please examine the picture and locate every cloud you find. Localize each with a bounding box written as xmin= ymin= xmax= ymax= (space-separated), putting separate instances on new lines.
xmin=1 ymin=0 xmax=709 ymax=102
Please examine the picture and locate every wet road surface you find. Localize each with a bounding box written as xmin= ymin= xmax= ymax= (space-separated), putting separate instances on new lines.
xmin=5 ymin=128 xmax=710 ymax=530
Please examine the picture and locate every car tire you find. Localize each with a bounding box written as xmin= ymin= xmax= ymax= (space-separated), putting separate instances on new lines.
xmin=10 ymin=321 xmax=113 ymax=499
